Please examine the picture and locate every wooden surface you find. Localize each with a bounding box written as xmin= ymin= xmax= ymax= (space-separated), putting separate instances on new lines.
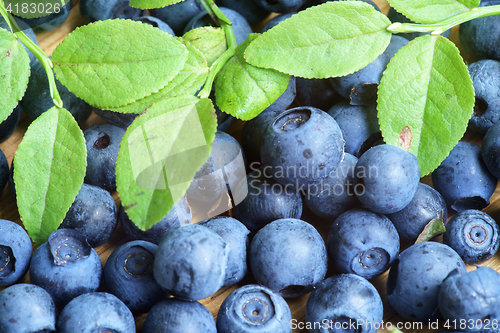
xmin=2 ymin=1 xmax=499 ymax=332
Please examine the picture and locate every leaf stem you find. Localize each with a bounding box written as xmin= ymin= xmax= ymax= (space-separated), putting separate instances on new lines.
xmin=197 ymin=0 xmax=237 ymax=99
xmin=0 ymin=0 xmax=63 ymax=108
xmin=388 ymin=5 xmax=500 ymax=35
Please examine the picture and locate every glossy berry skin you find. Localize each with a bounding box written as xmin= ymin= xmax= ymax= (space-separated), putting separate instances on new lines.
xmin=119 ymin=196 xmax=191 ymax=244
xmin=432 ymin=141 xmax=497 ymax=212
xmin=21 ymin=0 xmax=72 ymax=31
xmin=328 ymin=208 xmax=400 ymax=279
xmin=305 ymin=274 xmax=383 ymax=333
xmin=355 ymin=144 xmax=420 ymax=214
xmin=84 ymin=123 xmax=125 ymax=191
xmin=327 ymin=101 xmax=381 ymax=157
xmin=265 ymin=75 xmax=297 ymax=113
xmin=481 ymin=121 xmax=500 ymax=178
xmin=57 ymin=292 xmax=135 ymax=333
xmin=0 ymin=148 xmax=8 ymax=192
xmin=260 ymin=107 xmax=344 ymax=190
xmin=0 ymin=103 xmax=21 ymax=143
xmin=59 ymin=183 xmax=118 ymax=247
xmin=150 ymin=0 xmax=205 ymax=35
xmin=0 ymin=284 xmax=56 ymax=333
xmin=304 ymin=153 xmax=359 ymax=220
xmin=438 ymin=267 xmax=500 ymax=331
xmin=154 ymin=224 xmax=228 ymax=301
xmin=104 ymin=240 xmax=166 ymax=313
xmin=184 ymin=7 xmax=253 ymax=45
xmin=387 ymin=7 xmax=451 ymax=41
xmin=296 ymin=77 xmax=342 ymax=113
xmin=217 ymin=284 xmax=292 ymax=333
xmin=29 ymin=229 xmax=103 ymax=308
xmin=443 ymin=210 xmax=499 ymax=264
xmin=199 ymin=217 xmax=250 ymax=286
xmin=142 ymin=298 xmax=217 ymax=333
xmin=21 ymin=58 xmax=92 ymax=123
xmin=386 ymin=242 xmax=466 ymax=322
xmin=233 ymin=167 xmax=303 ymax=233
xmin=134 ymin=15 xmax=174 ymax=35
xmin=94 ymin=108 xmax=136 ymax=129
xmin=249 ymin=218 xmax=328 ymax=298
xmin=254 ymin=0 xmax=308 ymax=13
xmin=387 ymin=183 xmax=448 ymax=244
xmin=80 ymin=0 xmax=144 ymax=22
xmin=459 ymin=0 xmax=500 ymax=62
xmin=217 ymin=0 xmax=271 ymax=25
xmin=261 ymin=13 xmax=295 ymax=32
xmin=0 ymin=220 xmax=32 ymax=286
xmin=467 ymin=60 xmax=500 ymax=133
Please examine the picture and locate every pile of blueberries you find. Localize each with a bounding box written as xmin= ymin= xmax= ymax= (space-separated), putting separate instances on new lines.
xmin=1 ymin=0 xmax=500 ymax=332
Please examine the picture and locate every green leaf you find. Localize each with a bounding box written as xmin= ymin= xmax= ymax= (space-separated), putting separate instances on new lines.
xmin=377 ymin=35 xmax=474 ymax=177
xmin=215 ymin=34 xmax=289 ymax=121
xmin=116 ymin=95 xmax=217 ymax=230
xmin=14 ymin=107 xmax=87 ymax=244
xmin=6 ymin=0 xmax=70 ymax=19
xmin=415 ymin=211 xmax=446 ymax=244
xmin=130 ymin=0 xmax=185 ymax=10
xmin=0 ymin=26 xmax=30 ymax=124
xmin=108 ymin=40 xmax=208 ymax=114
xmin=183 ymin=27 xmax=227 ymax=67
xmin=387 ymin=0 xmax=480 ymax=24
xmin=52 ymin=19 xmax=188 ymax=109
xmin=244 ymin=1 xmax=392 ymax=79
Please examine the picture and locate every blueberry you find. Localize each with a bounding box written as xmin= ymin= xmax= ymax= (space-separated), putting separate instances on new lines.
xmin=387 ymin=7 xmax=451 ymax=41
xmin=459 ymin=0 xmax=500 ymax=62
xmin=386 ymin=242 xmax=467 ymax=321
xmin=0 ymin=16 xmax=38 ymax=64
xmin=249 ymin=218 xmax=328 ymax=298
xmin=261 ymin=13 xmax=295 ymax=33
xmin=21 ymin=58 xmax=92 ymax=124
xmin=104 ymin=240 xmax=167 ymax=313
xmin=387 ymin=183 xmax=448 ymax=244
xmin=328 ymin=208 xmax=400 ymax=279
xmin=330 ymin=35 xmax=408 ymax=105
xmin=84 ymin=123 xmax=125 ymax=191
xmin=142 ymin=298 xmax=217 ymax=333
xmin=80 ymin=0 xmax=144 ymax=22
xmin=150 ymin=0 xmax=205 ymax=35
xmin=217 ymin=284 xmax=292 ymax=333
xmin=0 ymin=103 xmax=21 ymax=143
xmin=355 ymin=144 xmax=420 ymax=214
xmin=443 ymin=210 xmax=500 ymax=264
xmin=216 ymin=106 xmax=234 ymax=132
xmin=199 ymin=216 xmax=250 ymax=286
xmin=304 ymin=153 xmax=360 ymax=220
xmin=482 ymin=121 xmax=500 ymax=179
xmin=0 ymin=148 xmax=9 ymax=192
xmin=254 ymin=0 xmax=308 ymax=14
xmin=217 ymin=0 xmax=271 ymax=25
xmin=134 ymin=15 xmax=174 ymax=35
xmin=265 ymin=75 xmax=297 ymax=113
xmin=327 ymin=101 xmax=381 ymax=157
xmin=296 ymin=77 xmax=342 ymax=112
xmin=0 ymin=284 xmax=56 ymax=333
xmin=432 ymin=141 xmax=497 ymax=212
xmin=94 ymin=108 xmax=137 ymax=129
xmin=29 ymin=229 xmax=103 ymax=308
xmin=0 ymin=219 xmax=32 ymax=286
xmin=20 ymin=0 xmax=72 ymax=31
xmin=233 ymin=167 xmax=303 ymax=232
xmin=438 ymin=267 xmax=500 ymax=330
xmin=186 ymin=131 xmax=246 ymax=222
xmin=305 ymin=274 xmax=383 ymax=333
xmin=119 ymin=196 xmax=191 ymax=244
xmin=184 ymin=7 xmax=253 ymax=45
xmin=59 ymin=183 xmax=118 ymax=247
xmin=467 ymin=59 xmax=500 ymax=133
xmin=153 ymin=224 xmax=228 ymax=301
xmin=57 ymin=292 xmax=136 ymax=333
xmin=260 ymin=107 xmax=344 ymax=190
